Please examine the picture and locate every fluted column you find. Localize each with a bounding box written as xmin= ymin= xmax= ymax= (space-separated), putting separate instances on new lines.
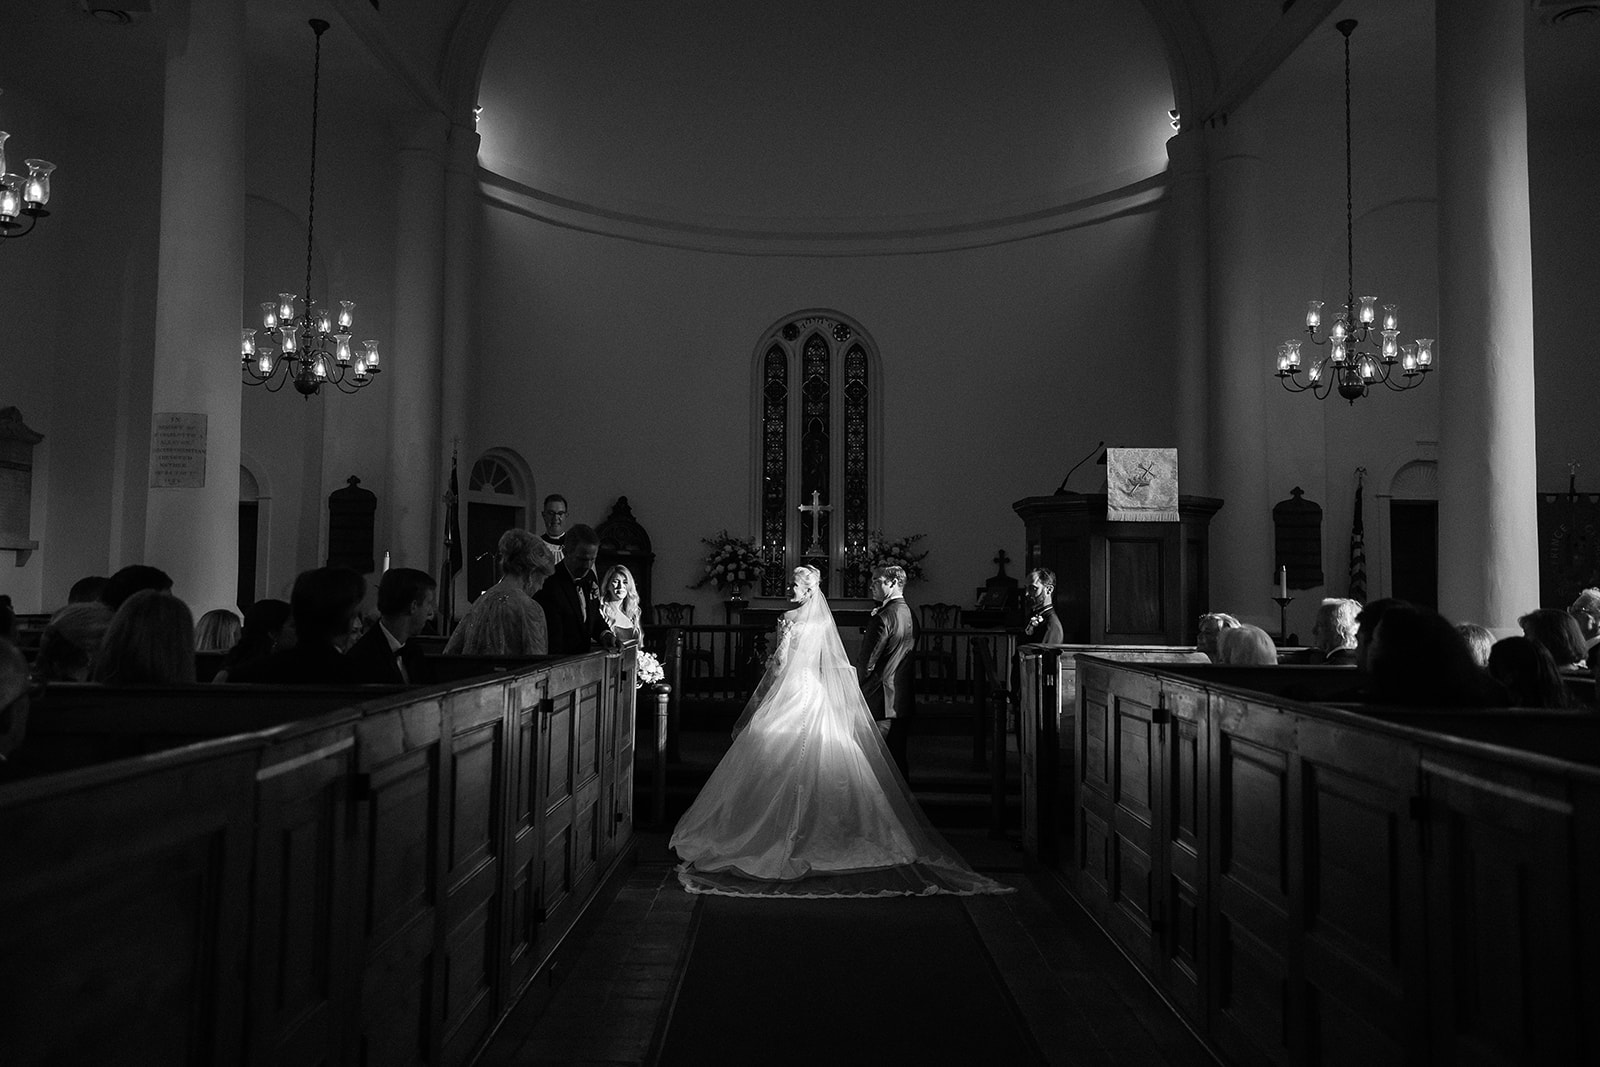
xmin=144 ymin=0 xmax=246 ymax=616
xmin=439 ymin=119 xmax=480 ymax=619
xmin=1167 ymin=128 xmax=1210 ymax=493
xmin=385 ymin=115 xmax=448 ymax=569
xmin=1205 ymin=119 xmax=1272 ymax=622
xmin=1436 ymin=0 xmax=1539 ymax=629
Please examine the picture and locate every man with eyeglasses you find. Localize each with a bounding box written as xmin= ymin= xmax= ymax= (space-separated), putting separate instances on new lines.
xmin=540 ymin=494 xmax=568 ymax=562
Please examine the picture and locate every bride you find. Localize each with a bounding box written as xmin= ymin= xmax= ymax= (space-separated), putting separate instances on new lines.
xmin=670 ymin=564 xmax=1012 ymax=898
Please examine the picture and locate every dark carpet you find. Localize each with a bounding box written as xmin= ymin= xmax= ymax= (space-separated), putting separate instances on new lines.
xmin=656 ymin=894 xmax=1044 ymax=1066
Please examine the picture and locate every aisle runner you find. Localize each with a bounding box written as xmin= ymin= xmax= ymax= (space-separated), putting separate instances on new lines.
xmin=657 ymin=894 xmax=1042 ymax=1065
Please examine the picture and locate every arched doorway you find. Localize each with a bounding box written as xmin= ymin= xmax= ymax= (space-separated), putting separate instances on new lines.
xmin=466 ymin=450 xmax=532 ymax=601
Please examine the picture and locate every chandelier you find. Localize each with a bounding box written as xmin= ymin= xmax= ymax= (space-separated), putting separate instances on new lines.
xmin=1274 ymin=19 xmax=1434 ymax=405
xmin=240 ymin=19 xmax=380 ymax=397
xmin=0 ymin=118 xmax=57 ymax=244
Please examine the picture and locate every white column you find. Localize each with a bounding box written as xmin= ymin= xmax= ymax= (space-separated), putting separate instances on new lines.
xmin=144 ymin=0 xmax=246 ymax=616
xmin=1435 ymin=0 xmax=1539 ymax=629
xmin=385 ymin=115 xmax=448 ymax=569
xmin=1205 ymin=119 xmax=1273 ymax=623
xmin=439 ymin=119 xmax=480 ymax=618
xmin=1167 ymin=128 xmax=1210 ymax=493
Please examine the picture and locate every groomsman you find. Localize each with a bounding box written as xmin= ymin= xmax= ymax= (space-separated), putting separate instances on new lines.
xmin=537 ymin=523 xmax=605 ymax=655
xmin=347 ymin=567 xmax=436 ymax=684
xmin=861 ymin=565 xmax=917 ymax=781
xmin=540 ymin=494 xmax=568 ymax=561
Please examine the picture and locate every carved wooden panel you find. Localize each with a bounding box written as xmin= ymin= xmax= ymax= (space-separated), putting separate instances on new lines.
xmin=1161 ymin=681 xmax=1208 ymax=1019
xmin=1105 ymin=537 xmax=1164 ymax=635
xmin=502 ymin=676 xmax=546 ymax=997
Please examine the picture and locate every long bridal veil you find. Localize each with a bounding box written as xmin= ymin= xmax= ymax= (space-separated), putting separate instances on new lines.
xmin=670 ymin=583 xmax=1011 ymax=898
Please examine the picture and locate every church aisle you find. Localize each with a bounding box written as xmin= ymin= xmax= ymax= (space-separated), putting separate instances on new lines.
xmin=478 ymin=833 xmax=1212 ymax=1066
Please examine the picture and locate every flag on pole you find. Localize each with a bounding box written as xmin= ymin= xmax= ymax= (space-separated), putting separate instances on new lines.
xmin=1348 ymin=467 xmax=1367 ymax=603
xmin=440 ymin=449 xmax=463 ymax=633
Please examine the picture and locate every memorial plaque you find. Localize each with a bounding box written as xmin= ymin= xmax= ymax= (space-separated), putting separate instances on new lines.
xmin=149 ymin=412 xmax=208 ymax=489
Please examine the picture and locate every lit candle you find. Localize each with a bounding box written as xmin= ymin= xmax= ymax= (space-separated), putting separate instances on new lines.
xmin=1278 ymin=565 xmax=1288 ymax=598
xmin=384 ymin=551 xmax=391 ymax=572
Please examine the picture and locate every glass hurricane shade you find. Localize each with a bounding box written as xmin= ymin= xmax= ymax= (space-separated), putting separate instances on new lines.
xmin=0 ymin=132 xmax=56 ymax=217
xmin=0 ymin=175 xmax=19 ymax=220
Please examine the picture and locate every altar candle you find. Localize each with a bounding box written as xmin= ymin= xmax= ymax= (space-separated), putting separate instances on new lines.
xmin=1278 ymin=565 xmax=1287 ymax=598
xmin=384 ymin=551 xmax=391 ymax=573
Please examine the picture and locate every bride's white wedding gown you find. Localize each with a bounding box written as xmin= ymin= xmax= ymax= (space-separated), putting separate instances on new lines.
xmin=669 ymin=586 xmax=1011 ymax=898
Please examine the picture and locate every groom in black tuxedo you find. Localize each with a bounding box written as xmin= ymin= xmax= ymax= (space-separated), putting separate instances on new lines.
xmin=536 ymin=523 xmax=606 ymax=655
xmin=861 ymin=565 xmax=917 ymax=781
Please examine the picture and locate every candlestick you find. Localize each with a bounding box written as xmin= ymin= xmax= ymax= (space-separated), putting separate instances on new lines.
xmin=1272 ymin=595 xmax=1294 ymax=644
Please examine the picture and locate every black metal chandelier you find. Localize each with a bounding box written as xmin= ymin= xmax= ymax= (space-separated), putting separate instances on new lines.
xmin=0 ymin=109 xmax=57 ymax=244
xmin=241 ymin=19 xmax=381 ymax=397
xmin=1274 ymin=20 xmax=1434 ymax=405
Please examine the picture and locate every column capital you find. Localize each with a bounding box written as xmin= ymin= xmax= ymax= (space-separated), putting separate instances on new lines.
xmin=392 ymin=111 xmax=450 ymax=160
xmin=1165 ymin=128 xmax=1207 ymax=175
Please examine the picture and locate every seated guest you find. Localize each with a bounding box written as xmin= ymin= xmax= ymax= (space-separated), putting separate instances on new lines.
xmin=598 ymin=564 xmax=642 ymax=644
xmin=194 ymin=608 xmax=242 ymax=652
xmin=35 ymin=602 xmax=113 ymax=682
xmin=1570 ymin=588 xmax=1600 ymax=659
xmin=0 ymin=595 xmax=14 ymax=643
xmin=100 ymin=564 xmax=174 ymax=611
xmin=1197 ymin=612 xmax=1241 ymax=662
xmin=349 ymin=567 xmax=437 ymax=684
xmin=1518 ymin=608 xmax=1587 ymax=671
xmin=537 ymin=523 xmax=605 ymax=655
xmin=1020 ymin=568 xmax=1064 ymax=645
xmin=1366 ymin=604 xmax=1508 ymax=707
xmin=217 ymin=599 xmax=294 ymax=675
xmin=446 ymin=530 xmax=554 ymax=656
xmin=219 ymin=568 xmax=365 ymax=684
xmin=1310 ymin=598 xmax=1361 ymax=664
xmin=1217 ymin=623 xmax=1278 ymax=665
xmin=0 ymin=638 xmax=28 ymax=761
xmin=1456 ymin=623 xmax=1495 ymax=669
xmin=68 ymin=575 xmax=108 ymax=604
xmin=1487 ymin=636 xmax=1570 ymax=708
xmin=92 ymin=589 xmax=197 ymax=684
xmin=1354 ymin=598 xmax=1409 ymax=672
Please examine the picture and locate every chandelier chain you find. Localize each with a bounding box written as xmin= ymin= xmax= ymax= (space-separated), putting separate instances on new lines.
xmin=1343 ymin=26 xmax=1355 ymax=319
xmin=303 ymin=22 xmax=324 ymax=317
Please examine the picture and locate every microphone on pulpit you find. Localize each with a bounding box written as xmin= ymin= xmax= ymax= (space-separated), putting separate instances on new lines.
xmin=1055 ymin=440 xmax=1106 ymax=495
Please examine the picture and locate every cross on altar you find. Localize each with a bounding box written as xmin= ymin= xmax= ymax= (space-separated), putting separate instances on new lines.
xmin=797 ymin=490 xmax=832 ymax=556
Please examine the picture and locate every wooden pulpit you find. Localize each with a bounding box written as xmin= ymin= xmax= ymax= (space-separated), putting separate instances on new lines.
xmin=1014 ymin=493 xmax=1222 ymax=645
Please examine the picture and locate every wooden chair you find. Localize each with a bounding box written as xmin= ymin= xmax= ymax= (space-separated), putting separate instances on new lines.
xmin=915 ymin=602 xmax=962 ymax=699
xmin=653 ymin=602 xmax=714 ymax=685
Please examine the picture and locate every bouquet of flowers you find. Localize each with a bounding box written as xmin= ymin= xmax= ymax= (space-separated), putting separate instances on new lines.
xmin=635 ymin=650 xmax=664 ymax=688
xmin=857 ymin=530 xmax=929 ymax=583
xmin=692 ymin=530 xmax=766 ymax=592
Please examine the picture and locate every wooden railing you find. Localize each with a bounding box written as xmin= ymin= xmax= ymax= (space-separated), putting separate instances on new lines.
xmin=0 ymin=648 xmax=636 ymax=1067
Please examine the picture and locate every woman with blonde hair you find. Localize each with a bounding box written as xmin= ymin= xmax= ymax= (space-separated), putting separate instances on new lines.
xmin=92 ymin=589 xmax=197 ymax=684
xmin=35 ymin=601 xmax=113 ymax=682
xmin=445 ymin=528 xmax=556 ymax=655
xmin=194 ymin=608 xmax=242 ymax=652
xmin=598 ymin=564 xmax=641 ymax=643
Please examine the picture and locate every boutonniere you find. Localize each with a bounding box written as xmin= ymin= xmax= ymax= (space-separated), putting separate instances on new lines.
xmin=1027 ymin=613 xmax=1045 ymax=630
xmin=870 ymin=606 xmax=882 ymax=617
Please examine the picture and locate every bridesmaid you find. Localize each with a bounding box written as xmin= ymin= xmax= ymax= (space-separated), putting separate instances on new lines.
xmin=598 ymin=564 xmax=641 ymax=643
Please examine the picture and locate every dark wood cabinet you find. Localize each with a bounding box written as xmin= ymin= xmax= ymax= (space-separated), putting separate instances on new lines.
xmin=1014 ymin=494 xmax=1222 ymax=645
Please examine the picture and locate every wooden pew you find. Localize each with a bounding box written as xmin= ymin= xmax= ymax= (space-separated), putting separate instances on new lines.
xmin=1060 ymin=655 xmax=1600 ymax=1066
xmin=0 ymin=646 xmax=637 ymax=1067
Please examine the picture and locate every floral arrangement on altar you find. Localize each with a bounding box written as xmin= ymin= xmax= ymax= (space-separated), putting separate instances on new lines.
xmin=692 ymin=530 xmax=766 ymax=594
xmin=635 ymin=650 xmax=664 ymax=688
xmin=855 ymin=530 xmax=929 ymax=584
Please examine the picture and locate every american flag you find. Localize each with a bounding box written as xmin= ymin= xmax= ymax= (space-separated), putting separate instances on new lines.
xmin=1349 ymin=468 xmax=1367 ymax=602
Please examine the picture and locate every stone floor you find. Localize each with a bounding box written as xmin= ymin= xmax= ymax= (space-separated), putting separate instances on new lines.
xmin=477 ymin=830 xmax=1215 ymax=1067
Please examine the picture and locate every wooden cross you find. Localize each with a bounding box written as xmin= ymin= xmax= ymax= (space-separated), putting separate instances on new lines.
xmin=797 ymin=490 xmax=831 ymax=556
xmin=992 ymin=549 xmax=1011 ymax=577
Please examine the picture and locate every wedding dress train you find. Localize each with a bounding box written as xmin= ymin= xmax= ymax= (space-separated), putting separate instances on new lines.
xmin=669 ymin=583 xmax=1011 ymax=898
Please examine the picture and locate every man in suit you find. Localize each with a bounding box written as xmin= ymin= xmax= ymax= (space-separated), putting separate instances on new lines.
xmin=348 ymin=567 xmax=436 ymax=684
xmin=539 ymin=494 xmax=569 ymax=562
xmin=221 ymin=567 xmax=366 ymax=685
xmin=861 ymin=564 xmax=916 ymax=781
xmin=536 ymin=523 xmax=605 ymax=655
xmin=1020 ymin=567 xmax=1064 ymax=645
xmin=1310 ymin=597 xmax=1361 ymax=665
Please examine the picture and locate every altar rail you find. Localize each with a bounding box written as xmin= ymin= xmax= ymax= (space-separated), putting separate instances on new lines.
xmin=1051 ymin=655 xmax=1600 ymax=1065
xmin=0 ymin=647 xmax=637 ymax=1067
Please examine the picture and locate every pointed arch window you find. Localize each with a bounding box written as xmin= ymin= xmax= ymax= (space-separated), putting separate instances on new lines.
xmin=755 ymin=313 xmax=877 ymax=599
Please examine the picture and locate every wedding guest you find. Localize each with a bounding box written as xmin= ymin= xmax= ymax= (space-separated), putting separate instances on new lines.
xmin=92 ymin=589 xmax=196 ymax=684
xmin=35 ymin=602 xmax=112 ymax=682
xmin=1217 ymin=624 xmax=1278 ymax=665
xmin=218 ymin=568 xmax=365 ymax=684
xmin=217 ymin=599 xmax=294 ymax=676
xmin=349 ymin=567 xmax=436 ymax=683
xmin=1354 ymin=598 xmax=1408 ymax=672
xmin=1519 ymin=608 xmax=1587 ymax=671
xmin=1020 ymin=568 xmax=1064 ymax=645
xmin=195 ymin=608 xmax=242 ymax=652
xmin=1569 ymin=588 xmax=1600 ymax=659
xmin=1197 ymin=612 xmax=1241 ymax=662
xmin=68 ymin=575 xmax=107 ymax=604
xmin=537 ymin=523 xmax=605 ymax=655
xmin=0 ymin=638 xmax=28 ymax=762
xmin=1487 ymin=636 xmax=1570 ymax=708
xmin=0 ymin=595 xmax=14 ymax=644
xmin=1310 ymin=598 xmax=1360 ymax=664
xmin=100 ymin=564 xmax=173 ymax=610
xmin=539 ymin=494 xmax=569 ymax=562
xmin=1366 ymin=604 xmax=1508 ymax=707
xmin=446 ymin=529 xmax=554 ymax=655
xmin=598 ymin=564 xmax=642 ymax=644
xmin=1456 ymin=623 xmax=1495 ymax=669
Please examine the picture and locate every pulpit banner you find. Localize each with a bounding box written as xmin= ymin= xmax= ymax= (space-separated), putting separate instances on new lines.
xmin=1106 ymin=448 xmax=1179 ymax=522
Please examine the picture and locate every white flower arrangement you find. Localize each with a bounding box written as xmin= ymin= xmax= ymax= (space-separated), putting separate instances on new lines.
xmin=635 ymin=650 xmax=664 ymax=687
xmin=856 ymin=530 xmax=929 ymax=583
xmin=693 ymin=530 xmax=766 ymax=592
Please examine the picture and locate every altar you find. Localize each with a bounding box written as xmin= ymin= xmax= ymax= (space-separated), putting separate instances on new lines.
xmin=737 ymin=598 xmax=877 ymax=663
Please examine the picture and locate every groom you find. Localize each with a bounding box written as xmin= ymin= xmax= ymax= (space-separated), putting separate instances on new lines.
xmin=861 ymin=565 xmax=917 ymax=781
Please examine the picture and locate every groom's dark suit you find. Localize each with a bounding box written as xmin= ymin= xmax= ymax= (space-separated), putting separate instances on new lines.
xmin=537 ymin=563 xmax=605 ymax=655
xmin=861 ymin=596 xmax=916 ymax=780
